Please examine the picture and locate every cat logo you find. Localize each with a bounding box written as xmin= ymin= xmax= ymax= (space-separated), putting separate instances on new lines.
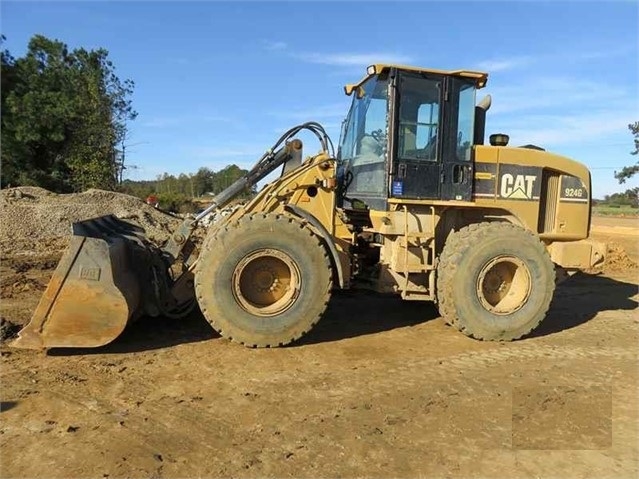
xmin=500 ymin=174 xmax=537 ymax=200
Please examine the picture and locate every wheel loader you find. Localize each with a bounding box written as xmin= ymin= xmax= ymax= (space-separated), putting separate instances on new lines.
xmin=12 ymin=63 xmax=606 ymax=350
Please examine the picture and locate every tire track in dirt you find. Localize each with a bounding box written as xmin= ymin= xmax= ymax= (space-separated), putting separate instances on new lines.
xmin=192 ymin=343 xmax=634 ymax=390
xmin=1 ymin=362 xmax=244 ymax=477
xmin=2 ymin=337 xmax=636 ymax=478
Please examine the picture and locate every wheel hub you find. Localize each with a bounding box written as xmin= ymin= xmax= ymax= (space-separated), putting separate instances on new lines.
xmin=476 ymin=255 xmax=532 ymax=315
xmin=232 ymin=249 xmax=300 ymax=317
xmin=254 ymin=267 xmax=279 ymax=292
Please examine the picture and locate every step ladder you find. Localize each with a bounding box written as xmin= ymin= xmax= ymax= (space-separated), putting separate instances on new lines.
xmin=400 ymin=205 xmax=436 ymax=301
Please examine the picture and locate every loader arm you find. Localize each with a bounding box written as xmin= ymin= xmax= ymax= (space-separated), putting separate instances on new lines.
xmin=12 ymin=123 xmax=334 ymax=350
xmin=162 ymin=139 xmax=303 ymax=262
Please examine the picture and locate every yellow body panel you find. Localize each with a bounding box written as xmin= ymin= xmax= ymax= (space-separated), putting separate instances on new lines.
xmin=473 ymin=145 xmax=592 ymax=239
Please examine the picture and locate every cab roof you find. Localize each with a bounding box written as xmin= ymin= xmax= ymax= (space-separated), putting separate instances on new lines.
xmin=344 ymin=63 xmax=488 ymax=96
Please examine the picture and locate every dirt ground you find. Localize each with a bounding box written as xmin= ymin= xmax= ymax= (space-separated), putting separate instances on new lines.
xmin=1 ymin=215 xmax=638 ymax=478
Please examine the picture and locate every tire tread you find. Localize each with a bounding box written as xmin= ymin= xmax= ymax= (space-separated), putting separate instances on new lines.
xmin=437 ymin=222 xmax=555 ymax=341
xmin=195 ymin=212 xmax=332 ymax=347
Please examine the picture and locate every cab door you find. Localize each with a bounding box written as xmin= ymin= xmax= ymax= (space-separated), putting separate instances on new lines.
xmin=440 ymin=78 xmax=476 ymax=201
xmin=391 ymin=73 xmax=442 ymax=200
xmin=390 ymin=73 xmax=475 ymax=202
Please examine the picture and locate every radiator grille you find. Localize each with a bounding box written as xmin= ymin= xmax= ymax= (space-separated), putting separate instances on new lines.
xmin=538 ymin=171 xmax=560 ymax=233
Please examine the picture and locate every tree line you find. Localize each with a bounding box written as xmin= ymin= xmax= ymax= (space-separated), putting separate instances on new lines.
xmin=595 ymin=189 xmax=638 ymax=208
xmin=0 ymin=34 xmax=252 ymax=211
xmin=119 ymin=164 xmax=252 ymax=212
xmin=1 ymin=34 xmax=136 ymax=192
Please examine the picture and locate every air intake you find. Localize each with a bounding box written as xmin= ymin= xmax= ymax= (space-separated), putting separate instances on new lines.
xmin=538 ymin=170 xmax=560 ymax=233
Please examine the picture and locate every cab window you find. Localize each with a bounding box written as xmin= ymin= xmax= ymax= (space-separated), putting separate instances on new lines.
xmin=455 ymin=82 xmax=476 ymax=161
xmin=397 ymin=75 xmax=441 ymax=161
xmin=338 ymin=75 xmax=389 ymax=198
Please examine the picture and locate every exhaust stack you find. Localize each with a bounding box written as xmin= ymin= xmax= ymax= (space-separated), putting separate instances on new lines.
xmin=474 ymin=94 xmax=492 ymax=145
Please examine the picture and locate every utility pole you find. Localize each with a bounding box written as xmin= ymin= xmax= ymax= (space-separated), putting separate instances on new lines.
xmin=119 ymin=141 xmax=149 ymax=184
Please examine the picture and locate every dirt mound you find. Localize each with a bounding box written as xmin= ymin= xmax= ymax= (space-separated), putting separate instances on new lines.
xmin=603 ymin=242 xmax=638 ymax=271
xmin=0 ymin=187 xmax=182 ymax=255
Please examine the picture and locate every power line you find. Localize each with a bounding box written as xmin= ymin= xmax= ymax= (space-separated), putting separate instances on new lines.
xmin=118 ymin=141 xmax=149 ymax=184
xmin=589 ymin=166 xmax=631 ymax=170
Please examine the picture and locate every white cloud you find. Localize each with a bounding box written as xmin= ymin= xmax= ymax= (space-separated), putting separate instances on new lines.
xmin=475 ymin=56 xmax=533 ymax=72
xmin=476 ymin=44 xmax=636 ymax=75
xmin=485 ymin=76 xmax=629 ymax=116
xmin=489 ymin=110 xmax=635 ymax=148
xmin=481 ymin=71 xmax=636 ymax=152
xmin=262 ymin=40 xmax=413 ymax=70
xmin=263 ymin=40 xmax=288 ymax=51
xmin=574 ymin=45 xmax=636 ymax=61
xmin=294 ymin=52 xmax=414 ymax=67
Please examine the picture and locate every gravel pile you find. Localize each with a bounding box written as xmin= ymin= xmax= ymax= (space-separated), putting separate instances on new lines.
xmin=0 ymin=187 xmax=183 ymax=256
xmin=199 ymin=204 xmax=242 ymax=227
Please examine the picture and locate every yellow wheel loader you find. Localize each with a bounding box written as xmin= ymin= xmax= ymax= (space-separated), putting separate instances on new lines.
xmin=12 ymin=64 xmax=605 ymax=350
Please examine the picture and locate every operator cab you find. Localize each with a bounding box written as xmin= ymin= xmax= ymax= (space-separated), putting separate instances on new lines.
xmin=338 ymin=64 xmax=488 ymax=210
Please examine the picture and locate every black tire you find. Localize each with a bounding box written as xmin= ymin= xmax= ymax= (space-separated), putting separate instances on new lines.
xmin=194 ymin=213 xmax=332 ymax=347
xmin=436 ymin=222 xmax=555 ymax=341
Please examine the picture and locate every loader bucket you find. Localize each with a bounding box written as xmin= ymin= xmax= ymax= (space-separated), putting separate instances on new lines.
xmin=12 ymin=216 xmax=151 ymax=350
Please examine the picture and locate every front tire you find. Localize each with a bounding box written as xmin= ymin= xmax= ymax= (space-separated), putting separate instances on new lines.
xmin=194 ymin=213 xmax=332 ymax=347
xmin=436 ymin=222 xmax=555 ymax=341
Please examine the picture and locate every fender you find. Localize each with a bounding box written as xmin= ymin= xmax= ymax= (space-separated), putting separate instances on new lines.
xmin=284 ymin=204 xmax=346 ymax=289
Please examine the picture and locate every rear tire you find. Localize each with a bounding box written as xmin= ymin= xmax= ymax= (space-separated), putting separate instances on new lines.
xmin=436 ymin=222 xmax=555 ymax=341
xmin=194 ymin=213 xmax=332 ymax=347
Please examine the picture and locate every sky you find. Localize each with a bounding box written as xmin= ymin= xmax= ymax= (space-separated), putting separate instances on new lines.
xmin=2 ymin=0 xmax=638 ymax=198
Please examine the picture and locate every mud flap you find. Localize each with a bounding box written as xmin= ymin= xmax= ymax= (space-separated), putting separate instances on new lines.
xmin=12 ymin=216 xmax=152 ymax=349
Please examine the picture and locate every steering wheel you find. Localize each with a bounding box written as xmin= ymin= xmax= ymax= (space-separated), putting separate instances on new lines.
xmin=371 ymin=129 xmax=386 ymax=144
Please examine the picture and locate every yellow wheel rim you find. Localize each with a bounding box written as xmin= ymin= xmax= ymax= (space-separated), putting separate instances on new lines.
xmin=476 ymin=255 xmax=532 ymax=315
xmin=232 ymin=249 xmax=300 ymax=317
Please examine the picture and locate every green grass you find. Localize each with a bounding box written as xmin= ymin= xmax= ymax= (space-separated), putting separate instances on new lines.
xmin=593 ymin=205 xmax=639 ymax=217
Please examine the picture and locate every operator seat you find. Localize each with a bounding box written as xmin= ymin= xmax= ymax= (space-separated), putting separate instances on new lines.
xmin=358 ymin=135 xmax=380 ymax=157
xmin=349 ymin=135 xmax=385 ymax=194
